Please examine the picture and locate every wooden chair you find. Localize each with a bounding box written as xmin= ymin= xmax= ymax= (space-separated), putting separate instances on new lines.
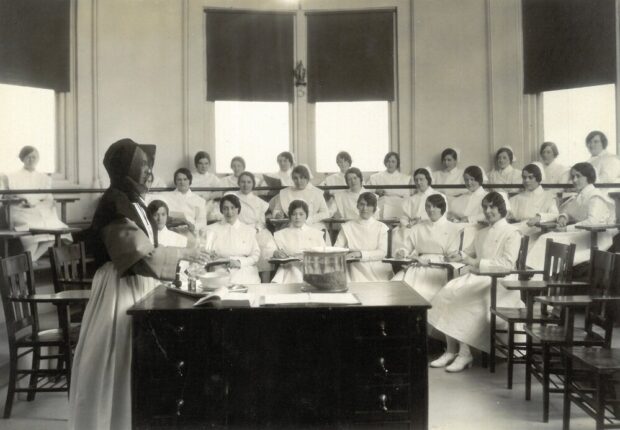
xmin=49 ymin=242 xmax=92 ymax=328
xmin=491 ymin=239 xmax=577 ymax=389
xmin=0 ymin=253 xmax=75 ymax=418
xmin=525 ymin=250 xmax=619 ymax=422
xmin=561 ymin=290 xmax=620 ymax=430
xmin=481 ymin=234 xmax=530 ymax=371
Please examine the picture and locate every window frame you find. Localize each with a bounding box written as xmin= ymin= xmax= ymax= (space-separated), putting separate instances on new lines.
xmin=197 ymin=0 xmax=409 ymax=176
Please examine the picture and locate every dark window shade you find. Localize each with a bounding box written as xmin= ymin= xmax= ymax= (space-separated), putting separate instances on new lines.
xmin=206 ymin=10 xmax=294 ymax=102
xmin=307 ymin=10 xmax=395 ymax=103
xmin=0 ymin=0 xmax=70 ymax=92
xmin=522 ymin=0 xmax=616 ymax=94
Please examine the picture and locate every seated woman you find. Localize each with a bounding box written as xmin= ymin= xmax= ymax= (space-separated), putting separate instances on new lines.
xmin=6 ymin=146 xmax=72 ymax=261
xmin=487 ymin=146 xmax=522 ymax=192
xmin=192 ymin=151 xmax=221 ymax=201
xmin=265 ymin=151 xmax=295 ymax=187
xmin=526 ymin=162 xmax=616 ymax=269
xmin=334 ymin=192 xmax=393 ymax=282
xmin=271 ymin=200 xmax=327 ymax=283
xmin=147 ymin=199 xmax=188 ymax=247
xmin=401 ymin=168 xmax=443 ymax=226
xmin=204 ymin=194 xmax=261 ymax=284
xmin=446 ymin=165 xmax=488 ymax=250
xmin=162 ymin=167 xmax=207 ymax=236
xmin=585 ymin=130 xmax=620 ymax=183
xmin=508 ymin=163 xmax=558 ymax=239
xmin=269 ymin=165 xmax=330 ymax=232
xmin=321 ymin=151 xmax=352 ymax=203
xmin=434 ymin=148 xmax=465 ymax=200
xmin=332 ymin=167 xmax=369 ymax=219
xmin=226 ymin=171 xmax=276 ymax=275
xmin=539 ymin=142 xmax=569 ymax=184
xmin=368 ymin=151 xmax=411 ymax=218
xmin=220 ymin=156 xmax=247 ymax=188
xmin=392 ymin=194 xmax=462 ymax=302
xmin=428 ymin=192 xmax=523 ymax=372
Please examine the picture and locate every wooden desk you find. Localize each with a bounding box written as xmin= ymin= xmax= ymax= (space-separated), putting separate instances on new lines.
xmin=128 ymin=282 xmax=430 ymax=429
xmin=0 ymin=197 xmax=25 ymax=228
xmin=10 ymin=289 xmax=90 ymax=386
xmin=29 ymin=226 xmax=82 ymax=246
xmin=0 ymin=230 xmax=30 ymax=258
xmin=53 ymin=196 xmax=80 ymax=223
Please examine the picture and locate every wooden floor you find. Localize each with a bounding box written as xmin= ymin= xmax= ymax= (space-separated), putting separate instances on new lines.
xmin=0 ymin=349 xmax=599 ymax=429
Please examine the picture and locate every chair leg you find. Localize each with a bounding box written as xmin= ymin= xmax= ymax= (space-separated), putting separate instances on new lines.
xmin=562 ymin=356 xmax=572 ymax=430
xmin=27 ymin=346 xmax=41 ymax=401
xmin=525 ymin=334 xmax=532 ymax=401
xmin=481 ymin=352 xmax=488 ymax=368
xmin=542 ymin=345 xmax=550 ymax=423
xmin=490 ymin=314 xmax=496 ymax=373
xmin=507 ymin=323 xmax=514 ymax=389
xmin=3 ymin=348 xmax=17 ymax=418
xmin=596 ymin=373 xmax=606 ymax=430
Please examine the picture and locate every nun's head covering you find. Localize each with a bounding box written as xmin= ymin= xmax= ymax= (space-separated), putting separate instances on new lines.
xmin=103 ymin=138 xmax=149 ymax=199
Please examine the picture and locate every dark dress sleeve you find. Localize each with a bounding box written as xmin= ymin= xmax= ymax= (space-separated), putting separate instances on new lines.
xmin=101 ymin=218 xmax=182 ymax=280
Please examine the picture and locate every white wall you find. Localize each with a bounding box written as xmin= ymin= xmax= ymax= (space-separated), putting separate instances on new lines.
xmin=65 ymin=0 xmax=530 ymax=221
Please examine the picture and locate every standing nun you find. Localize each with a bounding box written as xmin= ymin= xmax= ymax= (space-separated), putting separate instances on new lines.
xmin=70 ymin=139 xmax=206 ymax=430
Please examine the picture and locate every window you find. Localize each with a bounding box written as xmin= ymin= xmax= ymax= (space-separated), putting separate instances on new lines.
xmin=0 ymin=83 xmax=56 ymax=174
xmin=315 ymin=102 xmax=390 ymax=172
xmin=204 ymin=5 xmax=403 ymax=175
xmin=214 ymin=101 xmax=290 ymax=173
xmin=542 ymin=84 xmax=616 ymax=168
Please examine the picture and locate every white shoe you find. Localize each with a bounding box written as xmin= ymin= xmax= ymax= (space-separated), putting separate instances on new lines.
xmin=445 ymin=354 xmax=473 ymax=373
xmin=430 ymin=352 xmax=456 ymax=368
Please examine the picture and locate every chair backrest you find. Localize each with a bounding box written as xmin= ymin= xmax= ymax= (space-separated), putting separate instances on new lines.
xmin=541 ymin=238 xmax=576 ymax=285
xmin=584 ymin=250 xmax=619 ymax=347
xmin=49 ymin=242 xmax=88 ymax=293
xmin=516 ymin=235 xmax=530 ymax=271
xmin=0 ymin=253 xmax=39 ymax=343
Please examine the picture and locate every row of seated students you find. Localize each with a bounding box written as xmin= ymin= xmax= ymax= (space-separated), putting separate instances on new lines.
xmin=143 ymin=135 xmax=617 ymax=375
xmin=64 ymin=137 xmax=619 ymax=430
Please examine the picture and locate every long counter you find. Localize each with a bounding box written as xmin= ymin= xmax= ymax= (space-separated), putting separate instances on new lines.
xmin=128 ymin=281 xmax=431 ymax=429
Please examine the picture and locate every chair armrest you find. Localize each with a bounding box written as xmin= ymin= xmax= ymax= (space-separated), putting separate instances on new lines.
xmin=58 ymin=279 xmax=93 ymax=287
xmin=575 ymin=224 xmax=620 ymax=232
xmin=544 ymin=281 xmax=589 ymax=289
xmin=509 ymin=269 xmax=544 ymax=276
xmin=535 ymin=295 xmax=593 ymax=307
xmin=590 ymin=295 xmax=620 ymax=303
xmin=500 ymin=280 xmax=548 ymax=291
xmin=470 ymin=267 xmax=511 ymax=277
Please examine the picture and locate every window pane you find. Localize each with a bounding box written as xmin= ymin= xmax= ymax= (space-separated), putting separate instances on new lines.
xmin=0 ymin=84 xmax=56 ymax=174
xmin=315 ymin=101 xmax=389 ymax=172
xmin=214 ymin=101 xmax=289 ymax=173
xmin=543 ymin=84 xmax=616 ymax=168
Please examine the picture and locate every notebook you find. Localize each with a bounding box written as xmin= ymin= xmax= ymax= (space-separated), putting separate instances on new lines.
xmin=261 ymin=293 xmax=361 ymax=306
xmin=193 ymin=287 xmax=255 ymax=307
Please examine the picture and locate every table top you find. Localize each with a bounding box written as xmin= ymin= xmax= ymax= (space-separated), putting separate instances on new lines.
xmin=29 ymin=227 xmax=82 ymax=235
xmin=575 ymin=224 xmax=620 ymax=232
xmin=10 ymin=289 xmax=90 ymax=303
xmin=0 ymin=230 xmax=31 ymax=238
xmin=53 ymin=196 xmax=80 ymax=202
xmin=501 ymin=280 xmax=549 ymax=290
xmin=128 ymin=281 xmax=431 ymax=314
xmin=0 ymin=197 xmax=26 ymax=205
xmin=469 ymin=267 xmax=512 ymax=277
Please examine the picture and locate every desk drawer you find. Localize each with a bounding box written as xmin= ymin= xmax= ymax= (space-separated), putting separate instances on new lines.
xmin=354 ymin=346 xmax=410 ymax=384
xmin=351 ymin=384 xmax=410 ymax=421
xmin=352 ymin=310 xmax=412 ymax=340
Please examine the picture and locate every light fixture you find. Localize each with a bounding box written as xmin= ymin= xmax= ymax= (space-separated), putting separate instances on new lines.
xmin=293 ymin=60 xmax=306 ymax=97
